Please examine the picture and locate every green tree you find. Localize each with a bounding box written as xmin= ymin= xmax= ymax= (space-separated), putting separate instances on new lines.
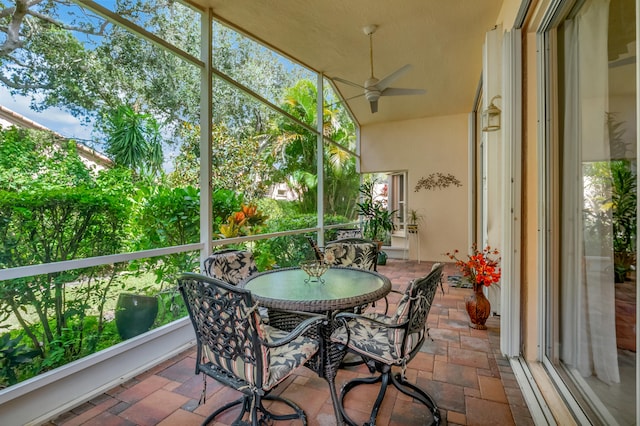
xmin=168 ymin=122 xmax=271 ymax=200
xmin=267 ymin=79 xmax=359 ymax=216
xmin=0 ymin=1 xmax=200 ymax=126
xmin=0 ymin=2 xmax=302 ymax=149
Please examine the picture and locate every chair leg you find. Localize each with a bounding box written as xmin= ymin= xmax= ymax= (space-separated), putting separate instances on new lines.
xmin=339 ymin=373 xmax=388 ymax=426
xmin=202 ymin=396 xmax=248 ymax=425
xmin=390 ymin=372 xmax=441 ymax=425
xmin=339 ymin=369 xmax=441 ymax=426
xmin=259 ymin=394 xmax=307 ymax=424
xmin=201 ymin=394 xmax=307 ymax=426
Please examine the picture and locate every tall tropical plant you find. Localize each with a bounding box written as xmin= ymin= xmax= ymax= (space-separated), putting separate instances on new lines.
xmin=611 ymin=160 xmax=637 ymax=282
xmin=357 ymin=179 xmax=396 ymax=242
xmin=268 ymin=79 xmax=359 ymax=215
xmin=103 ymin=104 xmax=163 ymax=178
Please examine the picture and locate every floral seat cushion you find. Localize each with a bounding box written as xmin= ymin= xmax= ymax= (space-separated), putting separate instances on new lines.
xmin=324 ymin=242 xmax=376 ymax=270
xmin=336 ymin=229 xmax=363 ymax=239
xmin=204 ymin=322 xmax=319 ymax=391
xmin=331 ymin=312 xmax=423 ymax=365
xmin=203 ymin=250 xmax=258 ymax=285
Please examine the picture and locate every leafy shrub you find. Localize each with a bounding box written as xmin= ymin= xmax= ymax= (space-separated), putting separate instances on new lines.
xmin=254 ymin=213 xmax=350 ymax=268
xmin=0 ymin=187 xmax=130 ymax=360
xmin=0 ymin=333 xmax=41 ymax=387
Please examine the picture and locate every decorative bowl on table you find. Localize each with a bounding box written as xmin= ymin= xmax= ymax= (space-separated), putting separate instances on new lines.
xmin=300 ymin=260 xmax=330 ymax=283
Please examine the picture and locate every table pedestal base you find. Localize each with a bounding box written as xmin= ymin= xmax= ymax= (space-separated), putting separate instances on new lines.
xmin=269 ymin=309 xmax=348 ymax=425
xmin=320 ymin=325 xmax=348 ymax=426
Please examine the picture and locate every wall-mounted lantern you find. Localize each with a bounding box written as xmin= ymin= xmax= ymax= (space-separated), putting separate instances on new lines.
xmin=482 ymin=95 xmax=501 ymax=132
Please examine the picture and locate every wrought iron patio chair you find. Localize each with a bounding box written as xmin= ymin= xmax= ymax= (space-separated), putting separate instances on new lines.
xmin=331 ymin=263 xmax=445 ymax=426
xmin=202 ymin=248 xmax=258 ymax=286
xmin=178 ymin=272 xmax=325 ymax=426
xmin=324 ymin=237 xmax=385 ymax=318
xmin=336 ymin=228 xmax=363 ymax=240
xmin=323 ymin=237 xmax=378 ymax=271
xmin=306 ymin=236 xmax=325 ymax=262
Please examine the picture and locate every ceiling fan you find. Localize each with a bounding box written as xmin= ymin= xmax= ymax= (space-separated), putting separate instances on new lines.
xmin=333 ymin=25 xmax=426 ymax=113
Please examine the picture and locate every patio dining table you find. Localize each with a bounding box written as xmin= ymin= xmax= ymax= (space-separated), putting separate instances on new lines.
xmin=241 ymin=266 xmax=392 ymax=425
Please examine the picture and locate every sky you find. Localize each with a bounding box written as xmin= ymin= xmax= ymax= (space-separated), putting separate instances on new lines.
xmin=1 ymin=87 xmax=182 ymax=171
xmin=1 ymin=86 xmax=96 ymax=144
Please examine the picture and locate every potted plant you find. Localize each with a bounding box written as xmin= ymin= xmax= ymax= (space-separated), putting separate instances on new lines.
xmin=610 ymin=160 xmax=636 ymax=283
xmin=356 ymin=180 xmax=397 ymax=265
xmin=446 ymin=244 xmax=501 ymax=329
xmin=356 ymin=180 xmax=397 ymax=246
xmin=407 ymin=209 xmax=424 ymax=234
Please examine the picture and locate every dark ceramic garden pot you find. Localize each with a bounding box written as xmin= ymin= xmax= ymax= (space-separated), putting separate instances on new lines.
xmin=115 ymin=293 xmax=159 ymax=340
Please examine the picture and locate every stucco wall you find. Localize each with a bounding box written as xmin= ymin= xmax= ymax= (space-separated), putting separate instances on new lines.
xmin=359 ymin=113 xmax=470 ymax=262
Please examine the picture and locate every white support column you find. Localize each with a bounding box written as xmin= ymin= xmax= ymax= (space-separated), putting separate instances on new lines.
xmin=317 ymin=74 xmax=325 ymax=247
xmin=500 ymin=28 xmax=523 ymax=357
xmin=406 ymin=228 xmax=420 ymax=262
xmin=199 ymin=9 xmax=213 ymax=265
xmin=482 ymin=26 xmax=503 ymax=315
xmin=404 ymin=233 xmax=409 ymax=260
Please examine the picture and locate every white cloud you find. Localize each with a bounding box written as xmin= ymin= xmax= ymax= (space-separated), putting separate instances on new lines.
xmin=0 ymin=86 xmax=96 ymax=142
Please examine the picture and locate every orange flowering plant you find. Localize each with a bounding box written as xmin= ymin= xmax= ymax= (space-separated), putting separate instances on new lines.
xmin=446 ymin=244 xmax=501 ymax=290
xmin=218 ymin=204 xmax=267 ymax=238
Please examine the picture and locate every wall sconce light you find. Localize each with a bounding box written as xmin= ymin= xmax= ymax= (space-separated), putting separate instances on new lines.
xmin=482 ymin=95 xmax=501 ymax=132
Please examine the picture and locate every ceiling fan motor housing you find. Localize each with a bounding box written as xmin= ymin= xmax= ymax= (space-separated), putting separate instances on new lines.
xmin=364 ymin=78 xmax=381 ymax=101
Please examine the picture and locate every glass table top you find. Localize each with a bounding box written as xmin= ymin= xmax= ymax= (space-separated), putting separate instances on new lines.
xmin=241 ymin=267 xmax=391 ymax=312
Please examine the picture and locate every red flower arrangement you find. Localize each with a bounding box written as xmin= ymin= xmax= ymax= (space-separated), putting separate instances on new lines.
xmin=446 ymin=244 xmax=501 ymax=290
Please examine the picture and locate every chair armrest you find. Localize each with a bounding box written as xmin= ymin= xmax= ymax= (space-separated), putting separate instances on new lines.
xmin=261 ymin=313 xmax=327 ymax=348
xmin=306 ymin=236 xmax=325 ymax=261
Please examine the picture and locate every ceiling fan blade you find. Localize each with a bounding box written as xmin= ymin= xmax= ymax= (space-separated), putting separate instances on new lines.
xmin=326 ymin=92 xmax=365 ymax=109
xmin=381 ymin=87 xmax=426 ymax=97
xmin=377 ymin=64 xmax=412 ymax=91
xmin=369 ymin=100 xmax=379 ymax=113
xmin=345 ymin=93 xmax=365 ymax=101
xmin=333 ymin=76 xmax=364 ymax=89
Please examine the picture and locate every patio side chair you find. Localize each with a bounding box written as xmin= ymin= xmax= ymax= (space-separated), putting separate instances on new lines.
xmin=336 ymin=228 xmax=363 ymax=240
xmin=323 ymin=237 xmax=378 ymax=271
xmin=324 ymin=237 xmax=384 ymax=315
xmin=331 ymin=263 xmax=445 ymax=426
xmin=178 ymin=272 xmax=325 ymax=426
xmin=202 ymin=248 xmax=258 ymax=286
xmin=306 ymin=236 xmax=325 ymax=262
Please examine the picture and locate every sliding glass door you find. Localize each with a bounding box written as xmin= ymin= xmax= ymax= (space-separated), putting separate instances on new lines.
xmin=548 ymin=0 xmax=637 ymax=423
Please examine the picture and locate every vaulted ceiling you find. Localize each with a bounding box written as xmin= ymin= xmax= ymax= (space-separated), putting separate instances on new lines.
xmin=189 ymin=0 xmax=503 ymax=126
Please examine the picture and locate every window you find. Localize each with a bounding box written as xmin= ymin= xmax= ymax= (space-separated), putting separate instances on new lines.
xmin=388 ymin=172 xmax=407 ymax=233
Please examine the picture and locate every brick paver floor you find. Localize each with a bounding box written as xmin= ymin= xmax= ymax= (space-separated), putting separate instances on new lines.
xmin=47 ymin=259 xmax=534 ymax=426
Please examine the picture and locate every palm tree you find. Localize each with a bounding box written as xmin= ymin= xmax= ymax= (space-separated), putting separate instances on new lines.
xmin=268 ymin=79 xmax=359 ymax=216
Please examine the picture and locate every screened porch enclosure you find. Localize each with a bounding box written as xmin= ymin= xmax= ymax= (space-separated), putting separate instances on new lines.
xmin=0 ymin=1 xmax=519 ymax=425
xmin=0 ymin=1 xmax=366 ymax=419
